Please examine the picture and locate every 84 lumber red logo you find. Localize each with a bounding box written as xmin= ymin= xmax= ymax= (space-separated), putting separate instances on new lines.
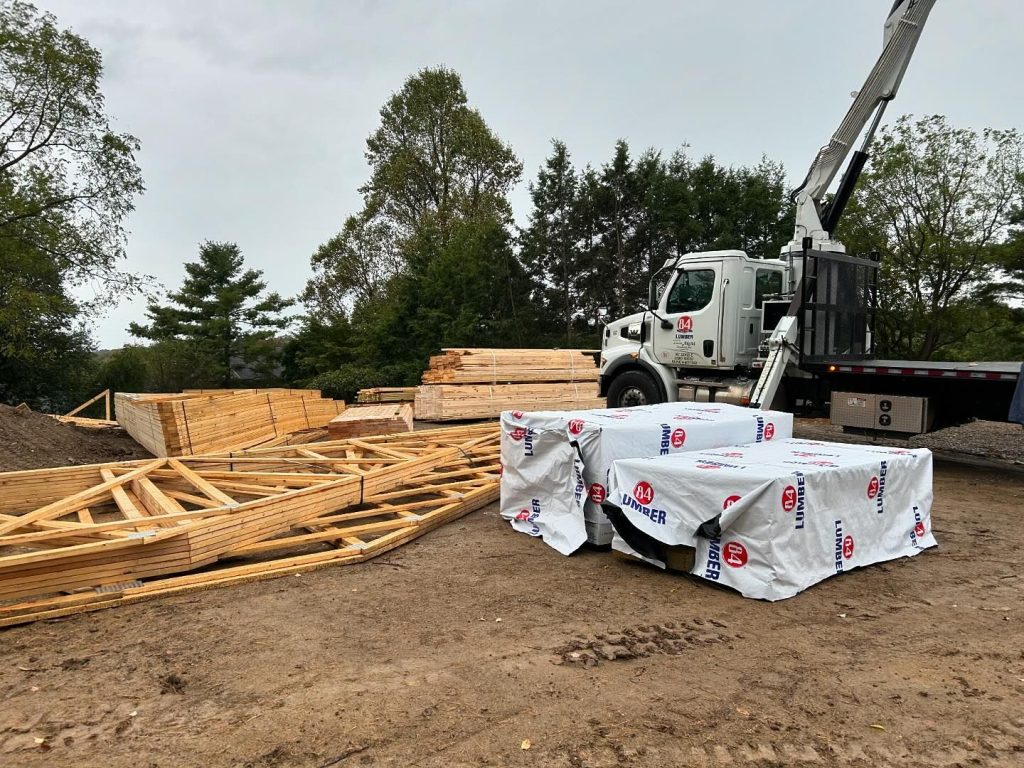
xmin=588 ymin=483 xmax=607 ymax=504
xmin=781 ymin=485 xmax=796 ymax=512
xmin=632 ymin=481 xmax=654 ymax=505
xmin=723 ymin=541 xmax=748 ymax=568
xmin=676 ymin=316 xmax=693 ymax=333
xmin=780 ymin=472 xmax=806 ymax=529
xmin=568 ymin=419 xmax=585 ymax=436
xmin=834 ymin=520 xmax=854 ymax=572
xmin=703 ymin=538 xmax=747 ymax=580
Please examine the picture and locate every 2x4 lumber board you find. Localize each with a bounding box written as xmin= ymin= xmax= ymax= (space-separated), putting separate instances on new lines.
xmin=99 ymin=468 xmax=146 ymax=521
xmin=130 ymin=476 xmax=188 ymax=525
xmin=168 ymin=459 xmax=237 ymax=506
xmin=65 ymin=389 xmax=111 ymax=418
xmin=230 ymin=516 xmax=418 ymax=556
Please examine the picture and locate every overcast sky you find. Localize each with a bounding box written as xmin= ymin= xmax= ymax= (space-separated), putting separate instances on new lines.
xmin=36 ymin=0 xmax=1024 ymax=348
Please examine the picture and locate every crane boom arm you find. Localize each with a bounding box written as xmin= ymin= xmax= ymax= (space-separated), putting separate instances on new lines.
xmin=786 ymin=0 xmax=936 ymax=253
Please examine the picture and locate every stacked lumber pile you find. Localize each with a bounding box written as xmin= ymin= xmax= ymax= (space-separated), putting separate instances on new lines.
xmin=0 ymin=424 xmax=499 ymax=627
xmin=422 ymin=348 xmax=599 ymax=383
xmin=356 ymin=387 xmax=417 ymax=404
xmin=415 ymin=348 xmax=604 ymax=421
xmin=116 ymin=389 xmax=345 ymax=456
xmin=327 ymin=404 xmax=414 ymax=439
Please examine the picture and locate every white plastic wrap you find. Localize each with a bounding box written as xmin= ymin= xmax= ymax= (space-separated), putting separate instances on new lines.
xmin=607 ymin=438 xmax=936 ymax=600
xmin=500 ymin=402 xmax=794 ymax=554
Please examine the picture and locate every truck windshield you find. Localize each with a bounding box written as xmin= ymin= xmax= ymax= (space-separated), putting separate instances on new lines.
xmin=666 ymin=269 xmax=715 ymax=314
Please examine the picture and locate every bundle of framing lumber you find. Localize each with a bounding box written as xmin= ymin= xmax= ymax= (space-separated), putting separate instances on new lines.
xmin=421 ymin=348 xmax=599 ymax=384
xmin=415 ymin=382 xmax=605 ymax=421
xmin=116 ymin=389 xmax=345 ymax=456
xmin=327 ymin=404 xmax=414 ymax=439
xmin=356 ymin=387 xmax=417 ymax=404
xmin=0 ymin=424 xmax=499 ymax=627
xmin=415 ymin=348 xmax=603 ymax=421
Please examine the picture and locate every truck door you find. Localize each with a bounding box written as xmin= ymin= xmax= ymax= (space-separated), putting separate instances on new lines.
xmin=652 ymin=265 xmax=721 ymax=368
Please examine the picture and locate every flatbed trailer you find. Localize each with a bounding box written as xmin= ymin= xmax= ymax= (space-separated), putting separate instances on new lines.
xmin=813 ymin=359 xmax=1020 ymax=425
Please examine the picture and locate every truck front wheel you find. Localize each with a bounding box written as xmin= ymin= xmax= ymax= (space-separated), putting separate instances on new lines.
xmin=607 ymin=370 xmax=662 ymax=408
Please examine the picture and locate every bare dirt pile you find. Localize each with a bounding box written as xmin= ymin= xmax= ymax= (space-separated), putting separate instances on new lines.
xmin=796 ymin=417 xmax=1024 ymax=467
xmin=0 ymin=404 xmax=151 ymax=472
xmin=910 ymin=419 xmax=1024 ymax=465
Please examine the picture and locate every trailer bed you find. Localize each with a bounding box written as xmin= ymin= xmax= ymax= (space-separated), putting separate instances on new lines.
xmin=820 ymin=359 xmax=1019 ymax=382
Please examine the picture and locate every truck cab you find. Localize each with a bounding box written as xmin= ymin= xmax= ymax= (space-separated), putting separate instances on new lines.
xmin=600 ymin=251 xmax=787 ymax=407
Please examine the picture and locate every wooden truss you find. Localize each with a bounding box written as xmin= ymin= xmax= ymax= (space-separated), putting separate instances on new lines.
xmin=0 ymin=424 xmax=498 ymax=627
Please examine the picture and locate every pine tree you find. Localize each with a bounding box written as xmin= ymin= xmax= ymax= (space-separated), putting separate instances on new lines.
xmin=520 ymin=140 xmax=584 ymax=345
xmin=130 ymin=242 xmax=294 ymax=386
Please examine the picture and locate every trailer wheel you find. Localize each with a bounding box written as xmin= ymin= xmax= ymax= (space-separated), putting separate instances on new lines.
xmin=607 ymin=370 xmax=661 ymax=408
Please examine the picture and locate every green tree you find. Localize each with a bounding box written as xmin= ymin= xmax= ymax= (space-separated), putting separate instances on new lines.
xmin=305 ymin=67 xmax=523 ymax=323
xmin=0 ymin=1 xmax=143 ymax=406
xmin=361 ymin=66 xmax=522 ymax=230
xmin=385 ymin=204 xmax=533 ymax=362
xmin=520 ymin=140 xmax=584 ymax=345
xmin=302 ymin=67 xmax=529 ymax=379
xmin=130 ymin=242 xmax=294 ymax=386
xmin=989 ymin=207 xmax=1024 ymax=304
xmin=0 ymin=1 xmax=143 ymax=300
xmin=839 ymin=115 xmax=1024 ymax=360
xmin=551 ymin=141 xmax=792 ymax=324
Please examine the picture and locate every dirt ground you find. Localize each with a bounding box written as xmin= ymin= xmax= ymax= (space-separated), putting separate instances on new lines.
xmin=0 ymin=405 xmax=150 ymax=472
xmin=1 ymin=460 xmax=1022 ymax=767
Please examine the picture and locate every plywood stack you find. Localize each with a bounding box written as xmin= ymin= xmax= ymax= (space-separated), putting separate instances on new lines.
xmin=356 ymin=387 xmax=418 ymax=404
xmin=327 ymin=404 xmax=414 ymax=439
xmin=415 ymin=348 xmax=604 ymax=421
xmin=115 ymin=389 xmax=345 ymax=457
xmin=0 ymin=424 xmax=499 ymax=627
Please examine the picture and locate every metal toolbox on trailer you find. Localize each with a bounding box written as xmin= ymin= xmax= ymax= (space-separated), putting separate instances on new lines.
xmin=831 ymin=391 xmax=932 ymax=434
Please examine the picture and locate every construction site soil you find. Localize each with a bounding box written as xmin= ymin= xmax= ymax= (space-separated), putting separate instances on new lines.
xmin=2 ymin=454 xmax=1023 ymax=765
xmin=0 ymin=404 xmax=151 ymax=471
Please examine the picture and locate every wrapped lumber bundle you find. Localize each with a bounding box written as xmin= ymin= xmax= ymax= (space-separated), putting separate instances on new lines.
xmin=415 ymin=382 xmax=605 ymax=421
xmin=327 ymin=404 xmax=414 ymax=439
xmin=500 ymin=402 xmax=793 ymax=553
xmin=422 ymin=348 xmax=599 ymax=384
xmin=356 ymin=387 xmax=418 ymax=404
xmin=606 ymin=439 xmax=935 ymax=600
xmin=115 ymin=389 xmax=345 ymax=456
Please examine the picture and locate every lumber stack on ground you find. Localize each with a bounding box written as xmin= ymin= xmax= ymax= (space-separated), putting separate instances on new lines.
xmin=327 ymin=404 xmax=414 ymax=439
xmin=414 ymin=348 xmax=603 ymax=421
xmin=422 ymin=348 xmax=599 ymax=384
xmin=115 ymin=389 xmax=345 ymax=456
xmin=356 ymin=387 xmax=417 ymax=404
xmin=0 ymin=424 xmax=499 ymax=626
xmin=415 ymin=383 xmax=605 ymax=420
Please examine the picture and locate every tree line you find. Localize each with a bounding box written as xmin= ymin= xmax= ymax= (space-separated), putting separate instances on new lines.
xmin=2 ymin=2 xmax=1023 ymax=411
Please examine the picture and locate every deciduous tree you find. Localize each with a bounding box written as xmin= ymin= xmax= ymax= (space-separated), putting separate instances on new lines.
xmin=839 ymin=115 xmax=1024 ymax=359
